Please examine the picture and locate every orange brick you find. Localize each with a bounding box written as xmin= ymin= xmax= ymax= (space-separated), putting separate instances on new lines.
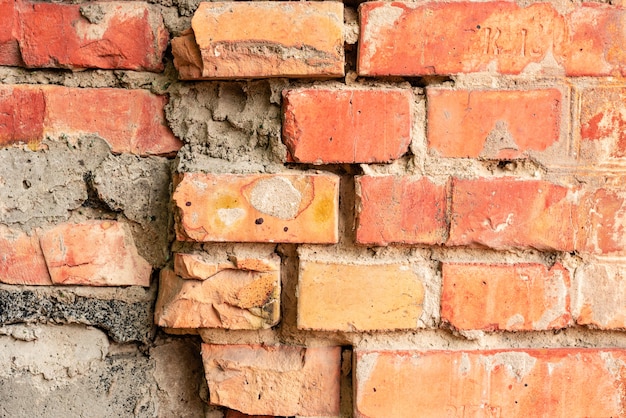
xmin=0 ymin=86 xmax=45 ymax=147
xmin=283 ymin=88 xmax=412 ymax=164
xmin=448 ymin=178 xmax=576 ymax=251
xmin=174 ymin=2 xmax=344 ymax=79
xmin=0 ymin=226 xmax=51 ymax=285
xmin=359 ymin=2 xmax=626 ymax=77
xmin=441 ymin=263 xmax=572 ymax=331
xmin=356 ymin=175 xmax=448 ymax=245
xmin=576 ymin=261 xmax=626 ymax=329
xmin=43 ymin=86 xmax=181 ymax=156
xmin=154 ymin=266 xmax=280 ymax=330
xmin=18 ymin=1 xmax=168 ymax=71
xmin=39 ymin=220 xmax=151 ymax=286
xmin=225 ymin=411 xmax=272 ymax=418
xmin=297 ymin=260 xmax=424 ymax=331
xmin=579 ymin=87 xmax=626 ymax=163
xmin=202 ymin=344 xmax=340 ymax=416
xmin=355 ymin=349 xmax=626 ymax=417
xmin=173 ymin=172 xmax=339 ymax=244
xmin=427 ymin=89 xmax=562 ymax=159
xmin=577 ymin=187 xmax=626 ymax=255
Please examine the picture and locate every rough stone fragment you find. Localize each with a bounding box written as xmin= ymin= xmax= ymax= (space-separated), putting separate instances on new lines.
xmin=441 ymin=263 xmax=572 ymax=331
xmin=282 ymin=88 xmax=412 ymax=164
xmin=173 ymin=2 xmax=344 ymax=79
xmin=356 ymin=175 xmax=449 ymax=245
xmin=427 ymin=88 xmax=562 ymax=159
xmin=355 ymin=349 xmax=626 ymax=418
xmin=448 ymin=177 xmax=576 ymax=251
xmin=0 ymin=226 xmax=51 ymax=285
xmin=173 ymin=172 xmax=339 ymax=243
xmin=39 ymin=220 xmax=152 ymax=286
xmin=155 ymin=265 xmax=280 ymax=330
xmin=0 ymin=284 xmax=156 ymax=343
xmin=18 ymin=1 xmax=168 ymax=71
xmin=202 ymin=344 xmax=341 ymax=416
xmin=297 ymin=260 xmax=424 ymax=331
xmin=576 ymin=261 xmax=626 ymax=329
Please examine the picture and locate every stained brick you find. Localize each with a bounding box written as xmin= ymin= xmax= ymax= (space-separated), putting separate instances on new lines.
xmin=356 ymin=175 xmax=449 ymax=245
xmin=173 ymin=2 xmax=344 ymax=79
xmin=282 ymin=88 xmax=412 ymax=164
xmin=297 ymin=259 xmax=424 ymax=331
xmin=0 ymin=85 xmax=181 ymax=156
xmin=576 ymin=261 xmax=626 ymax=329
xmin=441 ymin=263 xmax=572 ymax=331
xmin=355 ymin=349 xmax=626 ymax=418
xmin=202 ymin=344 xmax=340 ymax=416
xmin=579 ymin=87 xmax=626 ymax=163
xmin=18 ymin=1 xmax=168 ymax=71
xmin=427 ymin=89 xmax=562 ymax=159
xmin=154 ymin=265 xmax=280 ymax=330
xmin=577 ymin=187 xmax=626 ymax=255
xmin=173 ymin=172 xmax=339 ymax=244
xmin=39 ymin=220 xmax=151 ymax=286
xmin=0 ymin=226 xmax=51 ymax=285
xmin=448 ymin=178 xmax=576 ymax=251
xmin=358 ymin=2 xmax=626 ymax=77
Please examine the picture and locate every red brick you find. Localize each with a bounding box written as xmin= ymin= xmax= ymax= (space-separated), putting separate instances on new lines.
xmin=427 ymin=89 xmax=562 ymax=159
xmin=225 ymin=411 xmax=272 ymax=418
xmin=0 ymin=226 xmax=51 ymax=285
xmin=39 ymin=220 xmax=151 ymax=286
xmin=577 ymin=187 xmax=626 ymax=255
xmin=0 ymin=85 xmax=181 ymax=155
xmin=0 ymin=86 xmax=45 ymax=147
xmin=359 ymin=2 xmax=626 ymax=77
xmin=174 ymin=2 xmax=344 ymax=79
xmin=155 ymin=253 xmax=280 ymax=329
xmin=0 ymin=0 xmax=22 ymax=66
xmin=576 ymin=261 xmax=626 ymax=329
xmin=297 ymin=259 xmax=425 ymax=331
xmin=579 ymin=87 xmax=626 ymax=163
xmin=18 ymin=1 xmax=168 ymax=71
xmin=173 ymin=172 xmax=339 ymax=244
xmin=282 ymin=88 xmax=412 ymax=164
xmin=202 ymin=344 xmax=340 ymax=416
xmin=356 ymin=175 xmax=448 ymax=245
xmin=441 ymin=263 xmax=572 ymax=331
xmin=355 ymin=349 xmax=626 ymax=417
xmin=448 ymin=178 xmax=576 ymax=251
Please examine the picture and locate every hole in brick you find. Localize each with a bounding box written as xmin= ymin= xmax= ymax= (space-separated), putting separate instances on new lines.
xmin=185 ymin=201 xmax=192 ymax=206
xmin=22 ymin=180 xmax=31 ymax=189
xmin=255 ymin=217 xmax=264 ymax=225
xmin=283 ymin=226 xmax=288 ymax=232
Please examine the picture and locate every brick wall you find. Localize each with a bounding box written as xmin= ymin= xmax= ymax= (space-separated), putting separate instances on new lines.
xmin=2 ymin=0 xmax=626 ymax=416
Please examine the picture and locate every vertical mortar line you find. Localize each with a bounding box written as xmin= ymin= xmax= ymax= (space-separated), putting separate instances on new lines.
xmin=276 ymin=243 xmax=300 ymax=343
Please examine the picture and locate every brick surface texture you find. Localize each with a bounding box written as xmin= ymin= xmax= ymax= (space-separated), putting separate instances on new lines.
xmin=2 ymin=0 xmax=626 ymax=416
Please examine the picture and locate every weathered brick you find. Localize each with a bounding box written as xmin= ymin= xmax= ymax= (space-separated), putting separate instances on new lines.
xmin=0 ymin=86 xmax=45 ymax=147
xmin=174 ymin=2 xmax=344 ymax=79
xmin=202 ymin=344 xmax=340 ymax=416
xmin=282 ymin=88 xmax=412 ymax=164
xmin=225 ymin=411 xmax=272 ymax=418
xmin=173 ymin=172 xmax=339 ymax=244
xmin=355 ymin=349 xmax=626 ymax=418
xmin=427 ymin=89 xmax=562 ymax=159
xmin=0 ymin=85 xmax=181 ymax=156
xmin=0 ymin=226 xmax=51 ymax=285
xmin=359 ymin=2 xmax=626 ymax=77
xmin=448 ymin=178 xmax=576 ymax=251
xmin=579 ymin=87 xmax=626 ymax=163
xmin=155 ymin=254 xmax=280 ymax=329
xmin=576 ymin=261 xmax=626 ymax=329
xmin=18 ymin=1 xmax=168 ymax=71
xmin=441 ymin=263 xmax=572 ymax=331
xmin=577 ymin=187 xmax=626 ymax=255
xmin=0 ymin=0 xmax=21 ymax=66
xmin=297 ymin=259 xmax=424 ymax=331
xmin=39 ymin=220 xmax=151 ymax=286
xmin=356 ymin=176 xmax=448 ymax=245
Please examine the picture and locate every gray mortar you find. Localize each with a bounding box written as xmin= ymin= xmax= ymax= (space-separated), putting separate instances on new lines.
xmin=0 ymin=283 xmax=156 ymax=344
xmin=93 ymin=154 xmax=173 ymax=267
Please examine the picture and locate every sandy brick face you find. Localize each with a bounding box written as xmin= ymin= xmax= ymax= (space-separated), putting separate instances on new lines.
xmin=283 ymin=88 xmax=412 ymax=164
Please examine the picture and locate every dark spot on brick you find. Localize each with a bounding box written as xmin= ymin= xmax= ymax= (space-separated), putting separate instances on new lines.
xmin=255 ymin=218 xmax=264 ymax=225
xmin=185 ymin=201 xmax=192 ymax=206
